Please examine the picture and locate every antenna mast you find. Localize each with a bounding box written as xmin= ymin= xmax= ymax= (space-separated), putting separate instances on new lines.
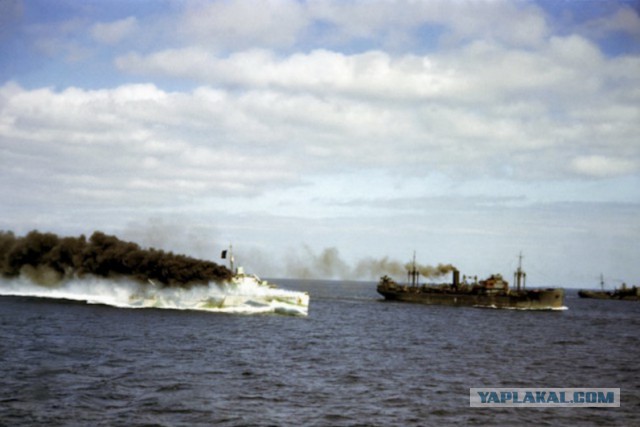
xmin=221 ymin=244 xmax=235 ymax=274
xmin=408 ymin=251 xmax=419 ymax=287
xmin=514 ymin=252 xmax=526 ymax=291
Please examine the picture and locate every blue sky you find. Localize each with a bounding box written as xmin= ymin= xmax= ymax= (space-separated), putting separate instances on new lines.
xmin=1 ymin=0 xmax=639 ymax=287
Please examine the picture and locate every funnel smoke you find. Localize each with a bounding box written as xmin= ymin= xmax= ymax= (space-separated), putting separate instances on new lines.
xmin=285 ymin=246 xmax=455 ymax=280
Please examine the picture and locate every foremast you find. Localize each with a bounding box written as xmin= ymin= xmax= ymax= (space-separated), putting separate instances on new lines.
xmin=221 ymin=244 xmax=235 ymax=274
xmin=408 ymin=251 xmax=420 ymax=287
xmin=513 ymin=252 xmax=527 ymax=291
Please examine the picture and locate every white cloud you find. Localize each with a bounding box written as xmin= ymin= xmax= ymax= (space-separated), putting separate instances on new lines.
xmin=5 ymin=22 xmax=640 ymax=213
xmin=583 ymin=5 xmax=640 ymax=38
xmin=438 ymin=0 xmax=548 ymax=47
xmin=0 ymin=83 xmax=300 ymax=212
xmin=306 ymin=0 xmax=548 ymax=49
xmin=570 ymin=155 xmax=637 ymax=178
xmin=116 ymin=34 xmax=626 ymax=105
xmin=97 ymin=0 xmax=551 ymax=57
xmin=91 ymin=17 xmax=138 ymax=45
xmin=113 ymin=32 xmax=640 ymax=179
xmin=179 ymin=0 xmax=307 ymax=49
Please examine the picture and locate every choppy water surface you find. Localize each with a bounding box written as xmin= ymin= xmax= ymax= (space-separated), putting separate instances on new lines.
xmin=1 ymin=279 xmax=638 ymax=426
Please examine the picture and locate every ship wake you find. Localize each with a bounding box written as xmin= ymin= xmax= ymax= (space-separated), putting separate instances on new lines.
xmin=473 ymin=304 xmax=568 ymax=311
xmin=0 ymin=275 xmax=309 ymax=317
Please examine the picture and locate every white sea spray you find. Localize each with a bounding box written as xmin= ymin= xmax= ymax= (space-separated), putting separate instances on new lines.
xmin=0 ymin=274 xmax=308 ymax=316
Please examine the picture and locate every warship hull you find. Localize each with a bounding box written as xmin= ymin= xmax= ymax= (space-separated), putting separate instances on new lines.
xmin=378 ymin=285 xmax=565 ymax=310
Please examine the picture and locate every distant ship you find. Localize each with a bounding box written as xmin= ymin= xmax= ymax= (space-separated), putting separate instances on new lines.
xmin=377 ymin=254 xmax=565 ymax=310
xmin=578 ymin=274 xmax=639 ymax=301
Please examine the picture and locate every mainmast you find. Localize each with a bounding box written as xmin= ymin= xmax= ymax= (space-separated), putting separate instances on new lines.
xmin=514 ymin=252 xmax=526 ymax=291
xmin=221 ymin=244 xmax=235 ymax=274
xmin=408 ymin=251 xmax=419 ymax=287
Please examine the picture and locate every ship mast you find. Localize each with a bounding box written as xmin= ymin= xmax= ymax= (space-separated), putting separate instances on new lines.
xmin=221 ymin=244 xmax=235 ymax=274
xmin=408 ymin=251 xmax=419 ymax=287
xmin=514 ymin=252 xmax=526 ymax=291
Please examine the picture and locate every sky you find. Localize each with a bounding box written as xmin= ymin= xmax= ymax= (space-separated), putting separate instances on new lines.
xmin=1 ymin=0 xmax=639 ymax=288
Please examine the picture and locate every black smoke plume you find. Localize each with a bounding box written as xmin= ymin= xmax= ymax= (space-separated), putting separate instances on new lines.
xmin=285 ymin=246 xmax=456 ymax=281
xmin=0 ymin=230 xmax=231 ymax=286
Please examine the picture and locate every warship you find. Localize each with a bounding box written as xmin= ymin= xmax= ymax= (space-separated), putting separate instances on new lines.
xmin=377 ymin=254 xmax=565 ymax=310
xmin=578 ymin=275 xmax=639 ymax=301
xmin=216 ymin=246 xmax=310 ymax=315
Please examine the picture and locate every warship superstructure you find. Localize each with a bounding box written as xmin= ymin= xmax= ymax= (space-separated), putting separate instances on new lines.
xmin=217 ymin=245 xmax=310 ymax=315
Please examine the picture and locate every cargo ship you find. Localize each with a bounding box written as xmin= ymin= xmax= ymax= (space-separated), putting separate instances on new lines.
xmin=377 ymin=254 xmax=565 ymax=310
xmin=578 ymin=275 xmax=639 ymax=301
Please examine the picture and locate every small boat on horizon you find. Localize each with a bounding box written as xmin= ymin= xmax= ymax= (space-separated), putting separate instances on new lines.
xmin=578 ymin=274 xmax=639 ymax=302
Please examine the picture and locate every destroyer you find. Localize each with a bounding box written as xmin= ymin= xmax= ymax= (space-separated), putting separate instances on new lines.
xmin=213 ymin=246 xmax=310 ymax=315
xmin=377 ymin=254 xmax=564 ymax=310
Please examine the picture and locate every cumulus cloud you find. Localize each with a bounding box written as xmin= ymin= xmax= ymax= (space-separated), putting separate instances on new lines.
xmin=5 ymin=17 xmax=640 ymax=202
xmin=112 ymin=30 xmax=640 ymax=179
xmin=116 ymin=34 xmax=624 ymax=104
xmin=4 ymin=4 xmax=640 ymax=188
xmin=3 ymin=35 xmax=639 ymax=225
xmin=0 ymin=83 xmax=299 ymax=212
xmin=117 ymin=48 xmax=460 ymax=100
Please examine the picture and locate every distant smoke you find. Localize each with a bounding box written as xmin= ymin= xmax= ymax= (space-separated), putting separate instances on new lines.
xmin=285 ymin=246 xmax=350 ymax=279
xmin=285 ymin=246 xmax=455 ymax=280
xmin=0 ymin=230 xmax=231 ymax=287
xmin=354 ymin=256 xmax=407 ymax=278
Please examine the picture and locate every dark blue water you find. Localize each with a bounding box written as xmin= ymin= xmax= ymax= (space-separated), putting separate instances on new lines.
xmin=1 ymin=280 xmax=638 ymax=426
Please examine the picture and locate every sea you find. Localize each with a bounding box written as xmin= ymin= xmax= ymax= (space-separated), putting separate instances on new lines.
xmin=0 ymin=278 xmax=638 ymax=426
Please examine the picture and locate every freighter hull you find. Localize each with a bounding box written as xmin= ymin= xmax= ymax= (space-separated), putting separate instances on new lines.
xmin=578 ymin=289 xmax=639 ymax=301
xmin=377 ymin=253 xmax=565 ymax=310
xmin=378 ymin=286 xmax=565 ymax=310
